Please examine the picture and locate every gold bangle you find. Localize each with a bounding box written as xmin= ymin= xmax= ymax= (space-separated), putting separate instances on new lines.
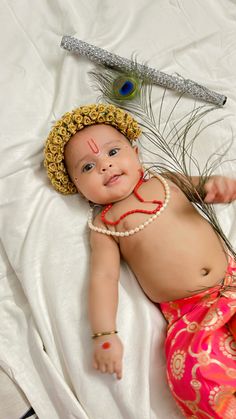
xmin=91 ymin=330 xmax=118 ymax=339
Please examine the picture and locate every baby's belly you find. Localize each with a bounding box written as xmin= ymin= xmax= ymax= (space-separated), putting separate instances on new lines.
xmin=120 ymin=217 xmax=228 ymax=302
xmin=132 ymin=256 xmax=227 ymax=302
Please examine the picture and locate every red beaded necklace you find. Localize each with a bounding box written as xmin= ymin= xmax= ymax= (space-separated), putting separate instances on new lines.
xmin=101 ymin=173 xmax=163 ymax=226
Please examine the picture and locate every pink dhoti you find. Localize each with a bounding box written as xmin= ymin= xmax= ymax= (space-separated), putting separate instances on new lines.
xmin=160 ymin=257 xmax=236 ymax=418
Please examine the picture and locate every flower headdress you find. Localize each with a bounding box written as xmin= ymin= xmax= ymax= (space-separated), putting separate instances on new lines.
xmin=44 ymin=103 xmax=141 ymax=194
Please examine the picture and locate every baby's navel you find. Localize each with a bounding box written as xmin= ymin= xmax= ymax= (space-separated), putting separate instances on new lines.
xmin=200 ymin=268 xmax=210 ymax=276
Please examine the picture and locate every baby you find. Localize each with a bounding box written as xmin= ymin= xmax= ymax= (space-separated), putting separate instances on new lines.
xmin=44 ymin=104 xmax=236 ymax=418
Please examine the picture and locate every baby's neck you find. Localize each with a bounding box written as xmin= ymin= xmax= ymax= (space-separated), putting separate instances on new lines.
xmin=101 ymin=174 xmax=163 ymax=227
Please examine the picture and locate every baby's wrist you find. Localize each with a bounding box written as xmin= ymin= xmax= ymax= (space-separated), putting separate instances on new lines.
xmin=91 ymin=330 xmax=118 ymax=339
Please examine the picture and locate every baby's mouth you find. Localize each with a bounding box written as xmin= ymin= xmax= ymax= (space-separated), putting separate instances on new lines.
xmin=105 ymin=174 xmax=122 ymax=186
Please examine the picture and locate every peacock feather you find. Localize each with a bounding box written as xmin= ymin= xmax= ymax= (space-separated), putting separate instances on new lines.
xmin=112 ymin=75 xmax=140 ymax=100
xmin=90 ymin=64 xmax=236 ymax=257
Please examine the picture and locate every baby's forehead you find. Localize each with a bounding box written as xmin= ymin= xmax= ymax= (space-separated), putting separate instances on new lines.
xmin=74 ymin=123 xmax=124 ymax=138
xmin=67 ymin=124 xmax=129 ymax=149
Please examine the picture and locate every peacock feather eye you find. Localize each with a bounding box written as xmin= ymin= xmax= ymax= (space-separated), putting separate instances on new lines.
xmin=112 ymin=76 xmax=139 ymax=100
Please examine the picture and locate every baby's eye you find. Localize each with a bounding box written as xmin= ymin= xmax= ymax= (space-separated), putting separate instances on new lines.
xmin=82 ymin=162 xmax=95 ymax=173
xmin=108 ymin=148 xmax=120 ymax=156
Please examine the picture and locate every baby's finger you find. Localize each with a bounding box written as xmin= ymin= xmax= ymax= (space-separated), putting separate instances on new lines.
xmin=204 ymin=181 xmax=216 ymax=202
xmin=204 ymin=181 xmax=224 ymax=202
xmin=114 ymin=361 xmax=122 ymax=380
xmin=226 ymin=181 xmax=236 ymax=202
xmin=204 ymin=190 xmax=216 ymax=203
xmin=215 ymin=180 xmax=234 ymax=202
xmin=95 ymin=358 xmax=107 ymax=374
xmin=100 ymin=362 xmax=108 ymax=373
xmin=107 ymin=361 xmax=115 ymax=374
xmin=93 ymin=360 xmax=99 ymax=370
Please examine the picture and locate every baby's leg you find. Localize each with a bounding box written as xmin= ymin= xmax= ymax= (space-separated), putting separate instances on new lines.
xmin=161 ymin=273 xmax=236 ymax=417
xmin=165 ymin=325 xmax=236 ymax=417
xmin=0 ymin=367 xmax=35 ymax=418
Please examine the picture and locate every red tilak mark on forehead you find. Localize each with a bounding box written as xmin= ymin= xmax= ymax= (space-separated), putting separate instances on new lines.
xmin=87 ymin=138 xmax=100 ymax=154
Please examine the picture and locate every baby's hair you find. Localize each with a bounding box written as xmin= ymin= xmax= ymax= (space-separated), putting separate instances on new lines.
xmin=44 ymin=103 xmax=141 ymax=194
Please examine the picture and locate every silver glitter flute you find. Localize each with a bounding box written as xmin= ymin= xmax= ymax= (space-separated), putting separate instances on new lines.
xmin=61 ymin=35 xmax=227 ymax=106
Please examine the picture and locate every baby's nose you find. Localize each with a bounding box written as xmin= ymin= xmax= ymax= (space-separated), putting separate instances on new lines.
xmin=101 ymin=163 xmax=112 ymax=172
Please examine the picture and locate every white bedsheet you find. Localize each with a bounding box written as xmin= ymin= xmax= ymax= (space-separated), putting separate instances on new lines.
xmin=1 ymin=1 xmax=236 ymax=418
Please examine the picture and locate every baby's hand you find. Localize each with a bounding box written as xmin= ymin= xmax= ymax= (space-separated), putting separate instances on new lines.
xmin=93 ymin=334 xmax=123 ymax=380
xmin=204 ymin=176 xmax=236 ymax=204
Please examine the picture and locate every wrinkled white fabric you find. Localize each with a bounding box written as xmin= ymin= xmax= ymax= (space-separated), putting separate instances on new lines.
xmin=1 ymin=0 xmax=236 ymax=418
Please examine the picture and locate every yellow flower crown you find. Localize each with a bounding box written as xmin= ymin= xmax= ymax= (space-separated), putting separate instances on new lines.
xmin=44 ymin=103 xmax=141 ymax=194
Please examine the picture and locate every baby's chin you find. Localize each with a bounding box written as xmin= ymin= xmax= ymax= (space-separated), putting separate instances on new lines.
xmin=87 ymin=193 xmax=128 ymax=206
xmin=97 ymin=190 xmax=135 ymax=206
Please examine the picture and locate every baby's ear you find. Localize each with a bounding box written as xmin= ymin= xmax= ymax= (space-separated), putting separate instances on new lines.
xmin=134 ymin=145 xmax=139 ymax=154
xmin=70 ymin=176 xmax=81 ymax=194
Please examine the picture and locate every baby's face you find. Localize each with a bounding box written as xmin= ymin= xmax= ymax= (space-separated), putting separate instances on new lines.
xmin=64 ymin=124 xmax=142 ymax=205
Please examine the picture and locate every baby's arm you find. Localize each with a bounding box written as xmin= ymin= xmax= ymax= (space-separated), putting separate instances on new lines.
xmin=189 ymin=175 xmax=236 ymax=203
xmin=201 ymin=176 xmax=236 ymax=203
xmin=163 ymin=171 xmax=236 ymax=203
xmin=89 ymin=219 xmax=123 ymax=379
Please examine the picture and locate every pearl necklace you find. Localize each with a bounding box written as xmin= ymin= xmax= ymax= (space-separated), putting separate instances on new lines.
xmin=87 ymin=173 xmax=170 ymax=237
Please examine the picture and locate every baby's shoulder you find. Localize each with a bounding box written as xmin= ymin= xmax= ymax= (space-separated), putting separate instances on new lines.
xmin=93 ymin=208 xmax=104 ymax=227
xmin=92 ymin=207 xmax=117 ymax=233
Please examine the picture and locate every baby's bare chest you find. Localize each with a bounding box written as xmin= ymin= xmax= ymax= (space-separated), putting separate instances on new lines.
xmin=109 ymin=178 xmax=191 ymax=232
